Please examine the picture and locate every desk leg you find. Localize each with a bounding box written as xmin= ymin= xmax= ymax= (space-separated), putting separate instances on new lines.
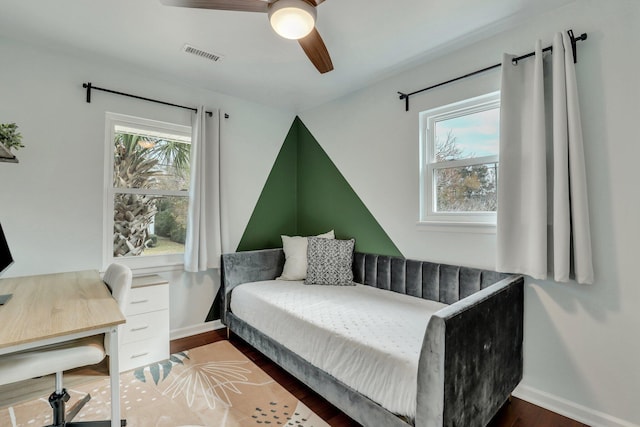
xmin=108 ymin=326 xmax=121 ymax=427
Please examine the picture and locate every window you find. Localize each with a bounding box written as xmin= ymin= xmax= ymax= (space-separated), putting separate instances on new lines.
xmin=419 ymin=92 xmax=500 ymax=229
xmin=104 ymin=113 xmax=191 ymax=270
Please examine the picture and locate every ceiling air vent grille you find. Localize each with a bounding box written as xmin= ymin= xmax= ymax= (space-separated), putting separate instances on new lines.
xmin=183 ymin=44 xmax=224 ymax=62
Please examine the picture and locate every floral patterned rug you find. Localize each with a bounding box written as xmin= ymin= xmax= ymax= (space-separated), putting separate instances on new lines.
xmin=0 ymin=341 xmax=329 ymax=427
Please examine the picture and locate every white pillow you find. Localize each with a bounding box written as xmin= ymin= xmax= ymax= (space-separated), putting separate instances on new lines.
xmin=277 ymin=230 xmax=334 ymax=280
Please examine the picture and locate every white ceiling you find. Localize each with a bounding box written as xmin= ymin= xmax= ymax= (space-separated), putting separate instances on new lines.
xmin=0 ymin=0 xmax=576 ymax=112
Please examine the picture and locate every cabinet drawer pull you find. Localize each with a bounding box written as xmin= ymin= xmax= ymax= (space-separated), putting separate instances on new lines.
xmin=131 ymin=352 xmax=149 ymax=359
xmin=131 ymin=299 xmax=149 ymax=304
xmin=130 ymin=325 xmax=149 ymax=332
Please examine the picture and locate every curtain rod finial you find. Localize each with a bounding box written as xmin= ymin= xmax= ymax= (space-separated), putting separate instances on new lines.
xmin=83 ymin=82 xmax=92 ymax=103
xmin=397 ymin=92 xmax=410 ymax=111
xmin=568 ymin=30 xmax=587 ymax=64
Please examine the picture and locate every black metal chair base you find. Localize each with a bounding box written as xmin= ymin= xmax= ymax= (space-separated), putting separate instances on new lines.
xmin=46 ymin=388 xmax=126 ymax=427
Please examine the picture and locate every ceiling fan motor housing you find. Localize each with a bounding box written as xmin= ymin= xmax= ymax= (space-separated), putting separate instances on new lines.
xmin=268 ymin=0 xmax=317 ymax=40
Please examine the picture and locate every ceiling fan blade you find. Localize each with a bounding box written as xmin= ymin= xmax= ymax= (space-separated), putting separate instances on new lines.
xmin=298 ymin=27 xmax=333 ymax=74
xmin=160 ymin=0 xmax=270 ymax=13
xmin=312 ymin=0 xmax=325 ymax=5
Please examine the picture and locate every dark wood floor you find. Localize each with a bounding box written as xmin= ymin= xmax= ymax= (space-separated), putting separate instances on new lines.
xmin=171 ymin=330 xmax=589 ymax=427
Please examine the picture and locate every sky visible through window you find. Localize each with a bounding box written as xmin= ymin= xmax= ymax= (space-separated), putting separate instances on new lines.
xmin=435 ymin=107 xmax=500 ymax=159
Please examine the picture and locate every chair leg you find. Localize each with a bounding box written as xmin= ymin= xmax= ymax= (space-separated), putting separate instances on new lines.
xmin=66 ymin=393 xmax=91 ymax=422
xmin=61 ymin=392 xmax=127 ymax=426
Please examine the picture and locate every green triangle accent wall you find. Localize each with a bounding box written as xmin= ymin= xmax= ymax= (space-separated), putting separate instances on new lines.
xmin=236 ymin=117 xmax=402 ymax=257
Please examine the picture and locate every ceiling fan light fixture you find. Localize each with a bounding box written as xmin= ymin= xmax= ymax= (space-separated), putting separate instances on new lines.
xmin=268 ymin=0 xmax=316 ymax=40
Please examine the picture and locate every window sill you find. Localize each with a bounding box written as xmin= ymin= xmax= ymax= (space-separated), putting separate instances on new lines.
xmin=104 ymin=253 xmax=186 ymax=275
xmin=128 ymin=263 xmax=185 ymax=276
xmin=416 ymin=221 xmax=496 ymax=234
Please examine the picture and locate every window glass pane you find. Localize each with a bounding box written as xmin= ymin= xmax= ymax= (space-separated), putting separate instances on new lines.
xmin=113 ymin=194 xmax=188 ymax=257
xmin=113 ymin=128 xmax=191 ymax=191
xmin=434 ymin=108 xmax=499 ymax=161
xmin=434 ymin=162 xmax=498 ymax=212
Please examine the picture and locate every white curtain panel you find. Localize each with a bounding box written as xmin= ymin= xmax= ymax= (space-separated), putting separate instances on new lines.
xmin=185 ymin=107 xmax=222 ymax=272
xmin=497 ymin=33 xmax=594 ymax=284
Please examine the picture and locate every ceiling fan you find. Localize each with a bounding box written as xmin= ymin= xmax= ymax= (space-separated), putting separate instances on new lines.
xmin=160 ymin=0 xmax=334 ymax=74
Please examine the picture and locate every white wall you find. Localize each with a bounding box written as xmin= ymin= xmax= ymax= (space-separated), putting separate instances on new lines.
xmin=2 ymin=1 xmax=639 ymax=424
xmin=0 ymin=36 xmax=293 ymax=334
xmin=300 ymin=1 xmax=640 ymax=426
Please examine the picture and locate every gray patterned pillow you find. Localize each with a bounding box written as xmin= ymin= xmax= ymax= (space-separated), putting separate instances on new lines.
xmin=305 ymin=237 xmax=355 ymax=286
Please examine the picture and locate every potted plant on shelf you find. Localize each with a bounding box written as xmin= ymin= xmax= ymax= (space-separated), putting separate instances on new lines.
xmin=0 ymin=123 xmax=24 ymax=163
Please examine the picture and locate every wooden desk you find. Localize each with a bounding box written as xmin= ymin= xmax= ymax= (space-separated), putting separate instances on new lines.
xmin=0 ymin=270 xmax=126 ymax=427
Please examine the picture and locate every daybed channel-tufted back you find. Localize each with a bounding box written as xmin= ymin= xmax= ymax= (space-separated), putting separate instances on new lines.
xmin=221 ymin=248 xmax=512 ymax=316
xmin=353 ymin=253 xmax=511 ymax=305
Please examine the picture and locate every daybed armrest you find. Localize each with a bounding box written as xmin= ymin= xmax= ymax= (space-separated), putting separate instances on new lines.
xmin=220 ymin=248 xmax=285 ymax=325
xmin=416 ymin=275 xmax=524 ymax=427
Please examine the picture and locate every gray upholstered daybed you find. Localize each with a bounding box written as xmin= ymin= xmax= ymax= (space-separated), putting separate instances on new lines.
xmin=221 ymin=248 xmax=524 ymax=427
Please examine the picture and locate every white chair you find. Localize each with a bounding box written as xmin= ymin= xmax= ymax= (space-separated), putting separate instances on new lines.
xmin=0 ymin=263 xmax=132 ymax=426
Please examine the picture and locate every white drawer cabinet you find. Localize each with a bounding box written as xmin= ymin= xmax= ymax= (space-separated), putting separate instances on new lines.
xmin=119 ymin=337 xmax=170 ymax=371
xmin=121 ymin=310 xmax=169 ymax=344
xmin=119 ymin=275 xmax=170 ymax=372
xmin=126 ymin=284 xmax=170 ymax=316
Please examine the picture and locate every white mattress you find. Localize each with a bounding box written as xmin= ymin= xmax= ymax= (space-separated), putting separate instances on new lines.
xmin=229 ymin=280 xmax=448 ymax=418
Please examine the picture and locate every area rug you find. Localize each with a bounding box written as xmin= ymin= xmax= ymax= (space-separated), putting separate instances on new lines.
xmin=0 ymin=341 xmax=329 ymax=427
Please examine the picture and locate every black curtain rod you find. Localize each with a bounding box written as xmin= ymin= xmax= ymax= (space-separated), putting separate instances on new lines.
xmin=82 ymin=82 xmax=229 ymax=118
xmin=397 ymin=30 xmax=587 ymax=112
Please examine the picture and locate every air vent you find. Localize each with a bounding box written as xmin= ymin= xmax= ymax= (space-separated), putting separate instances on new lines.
xmin=182 ymin=44 xmax=224 ymax=63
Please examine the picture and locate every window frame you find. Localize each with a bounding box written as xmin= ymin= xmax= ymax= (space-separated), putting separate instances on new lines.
xmin=418 ymin=92 xmax=500 ymax=231
xmin=103 ymin=112 xmax=191 ymax=271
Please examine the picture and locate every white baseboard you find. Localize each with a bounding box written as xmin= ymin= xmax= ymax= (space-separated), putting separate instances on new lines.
xmin=170 ymin=320 xmax=225 ymax=341
xmin=513 ymin=384 xmax=639 ymax=427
